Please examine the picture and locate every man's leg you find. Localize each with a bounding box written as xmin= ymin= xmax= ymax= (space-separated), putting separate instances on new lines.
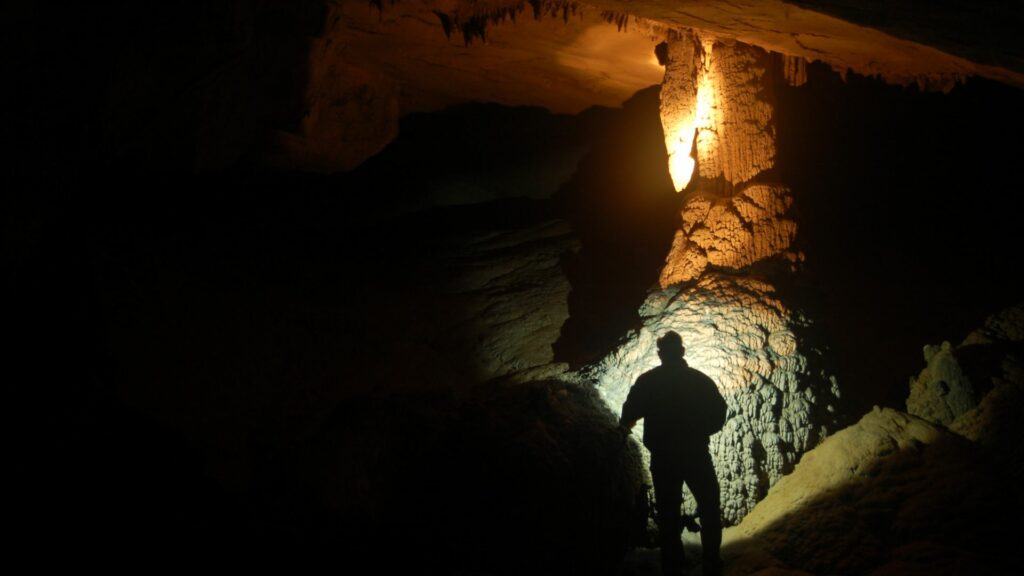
xmin=686 ymin=450 xmax=722 ymax=576
xmin=652 ymin=457 xmax=685 ymax=576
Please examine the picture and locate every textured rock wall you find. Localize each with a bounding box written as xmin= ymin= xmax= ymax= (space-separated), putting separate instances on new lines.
xmin=723 ymin=308 xmax=1024 ymax=573
xmin=33 ymin=0 xmax=400 ymax=172
xmin=912 ymin=304 xmax=1024 ymax=480
xmin=695 ymin=41 xmax=776 ymax=189
xmin=728 ymin=406 xmax=1018 ymax=574
xmin=659 ymin=36 xmax=802 ymax=286
xmin=909 ymin=305 xmax=1024 ymax=429
xmin=265 ymin=3 xmax=400 ymax=172
xmin=266 ymin=19 xmax=400 ymax=173
xmin=589 ymin=275 xmax=839 ymax=524
xmin=373 ymin=219 xmax=577 ymax=390
xmin=593 ymin=33 xmax=836 ymax=524
xmin=659 ymin=184 xmax=798 ymax=284
xmin=906 ymin=341 xmax=978 ymax=425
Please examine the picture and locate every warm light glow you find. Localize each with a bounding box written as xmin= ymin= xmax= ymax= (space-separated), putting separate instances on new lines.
xmin=556 ymin=24 xmax=664 ymax=96
xmin=667 ymin=130 xmax=697 ymax=191
xmin=694 ymin=61 xmax=717 ymax=135
xmin=664 ymin=40 xmax=717 ymax=192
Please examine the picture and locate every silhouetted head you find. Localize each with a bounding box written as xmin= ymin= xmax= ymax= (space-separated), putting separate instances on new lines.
xmin=656 ymin=331 xmax=685 ymax=364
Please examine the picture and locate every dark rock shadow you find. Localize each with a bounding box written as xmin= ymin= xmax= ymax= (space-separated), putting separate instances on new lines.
xmin=775 ymin=63 xmax=1024 ymax=413
xmin=272 ymin=379 xmax=647 ymax=575
xmin=553 ymin=86 xmax=682 ymax=367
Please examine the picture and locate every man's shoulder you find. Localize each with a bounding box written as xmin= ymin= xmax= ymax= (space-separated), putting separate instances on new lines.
xmin=684 ymin=366 xmax=716 ymax=384
xmin=635 ymin=366 xmax=666 ymax=384
xmin=684 ymin=367 xmax=724 ymax=399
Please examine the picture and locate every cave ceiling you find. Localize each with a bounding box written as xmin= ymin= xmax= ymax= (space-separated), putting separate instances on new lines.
xmin=340 ymin=0 xmax=1024 ymax=114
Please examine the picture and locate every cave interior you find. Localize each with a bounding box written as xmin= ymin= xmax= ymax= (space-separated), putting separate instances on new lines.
xmin=9 ymin=1 xmax=1024 ymax=573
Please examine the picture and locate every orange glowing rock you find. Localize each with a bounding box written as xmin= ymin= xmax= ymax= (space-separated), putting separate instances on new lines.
xmin=658 ymin=35 xmax=796 ymax=287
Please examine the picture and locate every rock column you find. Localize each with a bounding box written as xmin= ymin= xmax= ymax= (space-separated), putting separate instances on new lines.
xmin=594 ymin=32 xmax=840 ymax=524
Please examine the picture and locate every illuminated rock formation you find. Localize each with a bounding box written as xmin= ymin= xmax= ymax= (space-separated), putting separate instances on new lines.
xmin=658 ymin=35 xmax=801 ymax=286
xmin=589 ymin=0 xmax=1024 ymax=90
xmin=591 ymin=274 xmax=839 ymax=524
xmin=659 ymin=31 xmax=705 ymax=192
xmin=725 ymin=407 xmax=996 ymax=574
xmin=694 ymin=41 xmax=776 ymax=188
xmin=660 ymin=185 xmax=798 ymax=285
xmin=657 ymin=33 xmax=781 ymax=193
xmin=593 ymin=32 xmax=837 ymax=524
xmin=380 ymin=220 xmax=577 ymax=388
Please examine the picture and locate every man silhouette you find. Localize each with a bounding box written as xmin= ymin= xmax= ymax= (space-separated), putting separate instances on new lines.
xmin=620 ymin=331 xmax=726 ymax=576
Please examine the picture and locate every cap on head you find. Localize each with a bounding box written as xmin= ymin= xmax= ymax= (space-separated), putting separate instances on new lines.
xmin=657 ymin=331 xmax=684 ymax=357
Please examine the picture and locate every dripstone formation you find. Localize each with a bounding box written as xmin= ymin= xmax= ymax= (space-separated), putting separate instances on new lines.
xmin=592 ymin=31 xmax=840 ymax=524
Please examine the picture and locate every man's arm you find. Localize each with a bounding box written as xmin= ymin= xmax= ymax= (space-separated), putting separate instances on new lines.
xmin=619 ymin=377 xmax=647 ymax=431
xmin=696 ymin=372 xmax=727 ymax=436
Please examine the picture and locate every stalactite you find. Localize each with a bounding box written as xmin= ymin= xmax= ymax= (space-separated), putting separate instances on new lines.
xmin=529 ymin=0 xmax=543 ymax=20
xmin=433 ymin=10 xmax=454 ymax=40
xmin=600 ymin=10 xmax=631 ymax=32
xmin=368 ymin=0 xmax=397 ymax=20
xmin=779 ymin=53 xmax=808 ymax=87
xmin=429 ymin=1 xmax=581 ymax=46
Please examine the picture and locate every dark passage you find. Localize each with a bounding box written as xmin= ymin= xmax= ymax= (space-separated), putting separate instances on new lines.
xmin=776 ymin=64 xmax=1024 ymax=414
xmin=11 ymin=103 xmax=653 ymax=573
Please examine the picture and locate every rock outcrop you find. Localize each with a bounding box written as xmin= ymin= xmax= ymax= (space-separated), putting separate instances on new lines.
xmin=720 ymin=306 xmax=1024 ymax=574
xmin=268 ymin=59 xmax=400 ymax=173
xmin=726 ymin=406 xmax=1018 ymax=574
xmin=660 ymin=184 xmax=798 ymax=285
xmin=906 ymin=341 xmax=978 ymax=425
xmin=372 ymin=217 xmax=577 ymax=390
xmin=932 ymin=304 xmax=1024 ymax=480
xmin=427 ymin=220 xmax=577 ymax=381
xmin=909 ymin=304 xmax=1024 ymax=434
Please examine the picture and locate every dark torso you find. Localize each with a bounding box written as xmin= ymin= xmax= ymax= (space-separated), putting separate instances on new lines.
xmin=623 ymin=360 xmax=724 ymax=456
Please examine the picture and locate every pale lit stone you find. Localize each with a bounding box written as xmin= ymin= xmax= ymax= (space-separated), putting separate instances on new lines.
xmin=660 ymin=184 xmax=797 ymax=286
xmin=697 ymin=41 xmax=776 ymax=187
xmin=589 ymin=274 xmax=840 ymax=524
